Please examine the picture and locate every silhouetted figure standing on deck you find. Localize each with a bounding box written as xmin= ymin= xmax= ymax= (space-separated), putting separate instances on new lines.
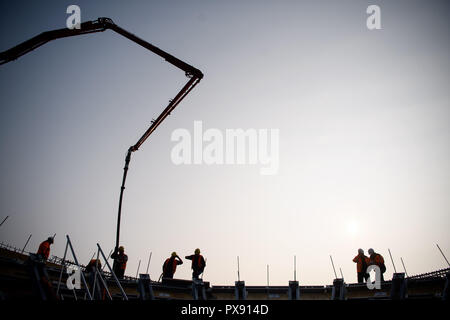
xmin=185 ymin=248 xmax=206 ymax=280
xmin=163 ymin=252 xmax=183 ymax=279
xmin=27 ymin=236 xmax=57 ymax=299
xmin=353 ymin=248 xmax=370 ymax=283
xmin=37 ymin=237 xmax=53 ymax=261
xmin=111 ymin=246 xmax=128 ymax=279
xmin=85 ymin=258 xmax=106 ymax=300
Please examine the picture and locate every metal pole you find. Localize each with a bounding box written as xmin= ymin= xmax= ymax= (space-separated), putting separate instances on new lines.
xmin=339 ymin=267 xmax=344 ymax=280
xmin=89 ymin=251 xmax=96 ymax=261
xmin=91 ymin=249 xmax=99 ymax=299
xmin=294 ymin=255 xmax=297 ymax=282
xmin=101 ymin=249 xmax=113 ymax=272
xmin=146 ymin=252 xmax=152 ymax=274
xmin=66 ymin=235 xmax=93 ymax=300
xmin=0 ymin=216 xmax=9 ymax=227
xmin=237 ymin=256 xmax=240 ymax=282
xmin=436 ymin=244 xmax=450 ymax=267
xmin=56 ymin=240 xmax=69 ymax=297
xmin=401 ymin=257 xmax=408 ymax=277
xmin=136 ymin=259 xmax=141 ymax=278
xmin=21 ymin=234 xmax=32 ymax=254
xmin=388 ymin=248 xmax=397 ymax=273
xmin=95 ymin=264 xmax=113 ymax=300
xmin=330 ymin=255 xmax=338 ymax=279
xmin=97 ymin=243 xmax=128 ymax=300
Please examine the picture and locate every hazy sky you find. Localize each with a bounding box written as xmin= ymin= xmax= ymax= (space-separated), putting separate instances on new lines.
xmin=0 ymin=0 xmax=449 ymax=285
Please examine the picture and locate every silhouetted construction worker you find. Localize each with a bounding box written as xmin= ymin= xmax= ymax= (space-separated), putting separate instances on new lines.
xmin=162 ymin=252 xmax=183 ymax=279
xmin=85 ymin=259 xmax=106 ymax=300
xmin=353 ymin=248 xmax=370 ymax=283
xmin=368 ymin=248 xmax=386 ymax=282
xmin=37 ymin=237 xmax=54 ymax=261
xmin=185 ymin=248 xmax=206 ymax=280
xmin=85 ymin=259 xmax=102 ymax=274
xmin=28 ymin=236 xmax=57 ymax=299
xmin=111 ymin=246 xmax=128 ymax=279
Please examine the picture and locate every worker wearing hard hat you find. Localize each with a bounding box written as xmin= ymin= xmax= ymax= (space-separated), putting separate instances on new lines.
xmin=37 ymin=236 xmax=54 ymax=261
xmin=162 ymin=252 xmax=183 ymax=279
xmin=368 ymin=248 xmax=386 ymax=281
xmin=111 ymin=246 xmax=128 ymax=279
xmin=353 ymin=248 xmax=370 ymax=283
xmin=185 ymin=248 xmax=206 ymax=280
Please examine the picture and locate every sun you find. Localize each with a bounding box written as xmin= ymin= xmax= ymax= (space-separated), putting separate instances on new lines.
xmin=346 ymin=220 xmax=359 ymax=235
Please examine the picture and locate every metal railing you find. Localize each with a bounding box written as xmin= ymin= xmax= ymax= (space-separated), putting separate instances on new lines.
xmin=408 ymin=268 xmax=450 ymax=280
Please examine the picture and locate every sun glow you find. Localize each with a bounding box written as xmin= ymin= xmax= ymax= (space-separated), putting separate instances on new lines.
xmin=346 ymin=220 xmax=359 ymax=236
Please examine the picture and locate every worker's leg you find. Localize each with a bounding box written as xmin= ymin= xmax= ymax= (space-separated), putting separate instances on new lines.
xmin=193 ymin=270 xmax=201 ymax=280
xmin=363 ymin=272 xmax=370 ymax=282
xmin=357 ymin=272 xmax=363 ymax=283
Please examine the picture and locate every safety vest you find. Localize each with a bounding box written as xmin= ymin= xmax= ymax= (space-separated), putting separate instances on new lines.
xmin=37 ymin=241 xmax=51 ymax=260
xmin=116 ymin=254 xmax=127 ymax=270
xmin=371 ymin=253 xmax=384 ymax=266
xmin=164 ymin=258 xmax=178 ymax=275
xmin=353 ymin=254 xmax=369 ymax=272
xmin=193 ymin=254 xmax=205 ymax=270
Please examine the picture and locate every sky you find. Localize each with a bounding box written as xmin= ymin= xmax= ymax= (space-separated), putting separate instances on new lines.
xmin=0 ymin=0 xmax=449 ymax=286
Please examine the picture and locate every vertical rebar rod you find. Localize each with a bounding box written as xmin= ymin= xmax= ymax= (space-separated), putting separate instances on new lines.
xmin=21 ymin=234 xmax=32 ymax=254
xmin=136 ymin=259 xmax=141 ymax=278
xmin=237 ymin=256 xmax=240 ymax=282
xmin=330 ymin=255 xmax=338 ymax=279
xmin=294 ymin=255 xmax=297 ymax=282
xmin=0 ymin=216 xmax=9 ymax=227
xmin=436 ymin=244 xmax=450 ymax=267
xmin=146 ymin=252 xmax=152 ymax=274
xmin=339 ymin=267 xmax=344 ymax=280
xmin=401 ymin=257 xmax=408 ymax=277
xmin=388 ymin=248 xmax=397 ymax=273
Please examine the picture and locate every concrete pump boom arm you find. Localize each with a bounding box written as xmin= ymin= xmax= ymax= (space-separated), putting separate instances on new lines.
xmin=0 ymin=17 xmax=203 ymax=79
xmin=0 ymin=17 xmax=203 ymax=250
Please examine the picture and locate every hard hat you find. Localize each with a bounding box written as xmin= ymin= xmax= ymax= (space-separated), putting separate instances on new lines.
xmin=368 ymin=248 xmax=374 ymax=254
xmin=47 ymin=237 xmax=54 ymax=244
xmin=195 ymin=248 xmax=200 ymax=254
xmin=358 ymin=248 xmax=364 ymax=254
xmin=119 ymin=246 xmax=124 ymax=252
xmin=171 ymin=252 xmax=177 ymax=257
